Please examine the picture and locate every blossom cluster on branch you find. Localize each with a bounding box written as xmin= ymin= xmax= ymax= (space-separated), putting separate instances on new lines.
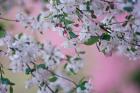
xmin=14 ymin=0 xmax=140 ymax=60
xmin=0 ymin=0 xmax=140 ymax=93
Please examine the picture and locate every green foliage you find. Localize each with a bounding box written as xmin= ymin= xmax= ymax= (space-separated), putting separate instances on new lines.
xmin=52 ymin=0 xmax=60 ymax=5
xmin=127 ymin=47 xmax=137 ymax=52
xmin=135 ymin=32 xmax=140 ymax=35
xmin=48 ymin=76 xmax=58 ymax=82
xmin=69 ymin=31 xmax=78 ymax=39
xmin=0 ymin=77 xmax=15 ymax=86
xmin=0 ymin=22 xmax=6 ymax=38
xmin=86 ymin=1 xmax=91 ymax=11
xmin=37 ymin=64 xmax=46 ymax=69
xmin=77 ymin=80 xmax=88 ymax=90
xmin=9 ymin=86 xmax=13 ymax=93
xmin=43 ymin=0 xmax=49 ymax=3
xmin=101 ymin=33 xmax=111 ymax=41
xmin=64 ymin=63 xmax=68 ymax=69
xmin=25 ymin=68 xmax=35 ymax=75
xmin=130 ymin=69 xmax=140 ymax=87
xmin=128 ymin=0 xmax=137 ymax=4
xmin=84 ymin=36 xmax=99 ymax=45
xmin=123 ymin=6 xmax=134 ymax=12
xmin=69 ymin=68 xmax=76 ymax=75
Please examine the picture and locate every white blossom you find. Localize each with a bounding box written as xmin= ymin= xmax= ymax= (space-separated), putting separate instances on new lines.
xmin=66 ymin=55 xmax=84 ymax=73
xmin=42 ymin=42 xmax=65 ymax=68
xmin=25 ymin=68 xmax=50 ymax=89
xmin=9 ymin=34 xmax=41 ymax=72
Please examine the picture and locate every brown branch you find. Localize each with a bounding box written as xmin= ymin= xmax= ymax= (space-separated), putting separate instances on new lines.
xmin=0 ymin=17 xmax=19 ymax=22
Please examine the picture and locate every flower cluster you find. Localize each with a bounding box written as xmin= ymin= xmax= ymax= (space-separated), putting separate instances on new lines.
xmin=0 ymin=31 xmax=87 ymax=93
xmin=14 ymin=0 xmax=140 ymax=60
xmin=28 ymin=0 xmax=140 ymax=60
xmin=65 ymin=54 xmax=84 ymax=74
xmin=42 ymin=42 xmax=65 ymax=68
xmin=8 ymin=34 xmax=41 ymax=72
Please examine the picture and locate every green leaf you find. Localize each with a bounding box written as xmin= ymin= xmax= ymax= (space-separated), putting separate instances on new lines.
xmin=128 ymin=0 xmax=137 ymax=4
xmin=64 ymin=19 xmax=73 ymax=25
xmin=18 ymin=33 xmax=23 ymax=39
xmin=37 ymin=64 xmax=46 ymax=69
xmin=84 ymin=36 xmax=99 ymax=45
xmin=0 ymin=77 xmax=10 ymax=85
xmin=64 ymin=63 xmax=68 ymax=69
xmin=0 ymin=30 xmax=6 ymax=38
xmin=101 ymin=33 xmax=111 ymax=41
xmin=52 ymin=0 xmax=60 ymax=5
xmin=69 ymin=31 xmax=78 ymax=39
xmin=69 ymin=68 xmax=76 ymax=75
xmin=48 ymin=76 xmax=58 ymax=82
xmin=86 ymin=1 xmax=91 ymax=11
xmin=135 ymin=32 xmax=140 ymax=35
xmin=123 ymin=6 xmax=134 ymax=12
xmin=43 ymin=0 xmax=49 ymax=3
xmin=130 ymin=69 xmax=140 ymax=87
xmin=25 ymin=68 xmax=31 ymax=75
xmin=0 ymin=23 xmax=6 ymax=38
xmin=74 ymin=57 xmax=82 ymax=61
xmin=78 ymin=81 xmax=88 ymax=90
xmin=127 ymin=47 xmax=137 ymax=52
xmin=25 ymin=68 xmax=35 ymax=75
xmin=37 ymin=14 xmax=42 ymax=21
xmin=9 ymin=86 xmax=13 ymax=93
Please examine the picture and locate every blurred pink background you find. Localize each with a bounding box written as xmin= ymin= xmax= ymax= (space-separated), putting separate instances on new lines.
xmin=1 ymin=1 xmax=140 ymax=93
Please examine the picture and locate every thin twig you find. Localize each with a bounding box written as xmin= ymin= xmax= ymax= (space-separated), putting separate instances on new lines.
xmin=45 ymin=83 xmax=55 ymax=93
xmin=0 ymin=17 xmax=19 ymax=22
xmin=46 ymin=69 xmax=78 ymax=86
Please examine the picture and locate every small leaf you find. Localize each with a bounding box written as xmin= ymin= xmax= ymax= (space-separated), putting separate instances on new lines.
xmin=48 ymin=76 xmax=58 ymax=82
xmin=37 ymin=14 xmax=42 ymax=21
xmin=128 ymin=0 xmax=137 ymax=4
xmin=101 ymin=33 xmax=111 ymax=41
xmin=25 ymin=68 xmax=31 ymax=75
xmin=43 ymin=0 xmax=49 ymax=3
xmin=123 ymin=6 xmax=134 ymax=12
xmin=78 ymin=81 xmax=88 ymax=90
xmin=69 ymin=68 xmax=76 ymax=75
xmin=0 ymin=23 xmax=6 ymax=38
xmin=10 ymin=86 xmax=13 ymax=93
xmin=37 ymin=64 xmax=46 ymax=69
xmin=64 ymin=19 xmax=73 ymax=25
xmin=135 ymin=32 xmax=140 ymax=35
xmin=69 ymin=31 xmax=78 ymax=39
xmin=18 ymin=33 xmax=23 ymax=39
xmin=25 ymin=68 xmax=35 ymax=75
xmin=0 ymin=30 xmax=6 ymax=38
xmin=131 ymin=47 xmax=137 ymax=52
xmin=64 ymin=63 xmax=68 ymax=69
xmin=0 ymin=77 xmax=10 ymax=85
xmin=84 ymin=36 xmax=99 ymax=45
xmin=130 ymin=69 xmax=140 ymax=87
